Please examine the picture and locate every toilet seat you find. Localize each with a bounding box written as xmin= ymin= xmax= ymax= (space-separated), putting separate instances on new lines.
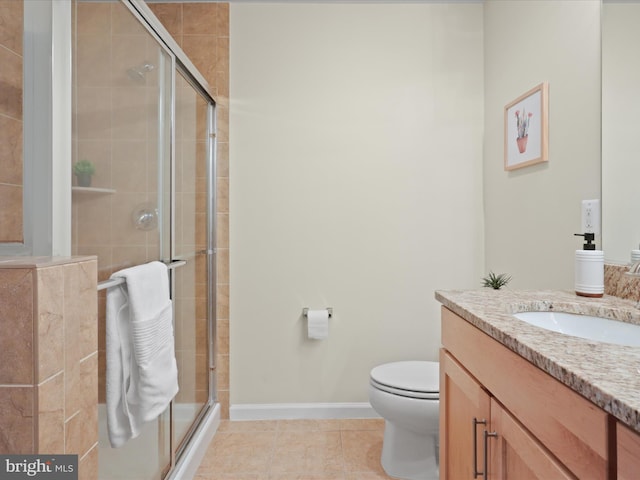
xmin=370 ymin=361 xmax=439 ymax=400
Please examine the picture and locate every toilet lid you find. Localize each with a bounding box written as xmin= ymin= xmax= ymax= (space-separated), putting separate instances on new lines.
xmin=370 ymin=361 xmax=439 ymax=395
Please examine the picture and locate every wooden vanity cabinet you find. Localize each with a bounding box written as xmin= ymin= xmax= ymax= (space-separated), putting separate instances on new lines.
xmin=618 ymin=422 xmax=640 ymax=480
xmin=441 ymin=351 xmax=573 ymax=479
xmin=439 ymin=350 xmax=490 ymax=479
xmin=440 ymin=306 xmax=611 ymax=479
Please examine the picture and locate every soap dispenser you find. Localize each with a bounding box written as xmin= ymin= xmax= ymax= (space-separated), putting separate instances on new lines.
xmin=574 ymin=233 xmax=604 ymax=298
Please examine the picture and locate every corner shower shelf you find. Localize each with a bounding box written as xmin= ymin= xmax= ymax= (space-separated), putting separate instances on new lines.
xmin=72 ymin=187 xmax=116 ymax=195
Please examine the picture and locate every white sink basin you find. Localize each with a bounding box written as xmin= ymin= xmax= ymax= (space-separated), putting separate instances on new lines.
xmin=513 ymin=311 xmax=640 ymax=347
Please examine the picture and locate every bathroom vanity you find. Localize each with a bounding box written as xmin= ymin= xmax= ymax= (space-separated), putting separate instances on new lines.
xmin=436 ymin=290 xmax=640 ymax=479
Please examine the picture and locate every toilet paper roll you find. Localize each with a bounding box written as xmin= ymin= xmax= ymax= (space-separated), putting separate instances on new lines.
xmin=307 ymin=309 xmax=329 ymax=340
xmin=631 ymin=249 xmax=640 ymax=264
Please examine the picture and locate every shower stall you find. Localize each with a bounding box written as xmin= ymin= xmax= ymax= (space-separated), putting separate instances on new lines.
xmin=71 ymin=1 xmax=218 ymax=478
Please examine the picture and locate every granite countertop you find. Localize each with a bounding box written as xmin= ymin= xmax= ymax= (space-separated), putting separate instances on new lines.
xmin=435 ymin=289 xmax=640 ymax=433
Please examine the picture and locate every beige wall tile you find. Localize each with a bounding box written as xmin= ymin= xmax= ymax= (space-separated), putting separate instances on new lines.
xmin=64 ymin=359 xmax=81 ymax=420
xmin=217 ymin=142 xmax=229 ymax=178
xmin=76 ymin=34 xmax=112 ymax=88
xmin=37 ymin=373 xmax=64 ymax=454
xmin=216 ymin=319 xmax=229 ymax=355
xmin=0 ymin=268 xmax=33 ymax=384
xmin=217 ymin=248 xmax=229 ymax=284
xmin=216 ymin=354 xmax=229 ymax=390
xmin=111 ymin=88 xmax=149 ymax=140
xmin=0 ymin=0 xmax=24 ymax=55
xmin=0 ymin=184 xmax=23 ymax=243
xmin=217 ymin=36 xmax=229 ymax=73
xmin=0 ymin=114 xmax=22 ymax=185
xmin=78 ymin=445 xmax=99 ymax=480
xmin=111 ymin=34 xmax=148 ymax=88
xmin=111 ymin=140 xmax=149 ymax=192
xmin=111 ymin=2 xmax=146 ymax=35
xmin=195 ymin=212 xmax=207 ymax=247
xmin=217 ymin=389 xmax=229 ymax=419
xmin=76 ymin=197 xmax=113 ymax=246
xmin=217 ymin=283 xmax=229 ymax=320
xmin=183 ymin=4 xmax=218 ymax=35
xmin=65 ymin=408 xmax=97 ymax=459
xmin=148 ymin=3 xmax=182 ymax=39
xmin=182 ymin=35 xmax=218 ymax=86
xmin=196 ymin=316 xmax=208 ymax=353
xmin=111 ymin=245 xmax=147 ymax=273
xmin=195 ymin=352 xmax=208 ymax=391
xmin=0 ymin=38 xmax=22 ymax=120
xmin=76 ymin=87 xmax=112 ymax=140
xmin=64 ymin=261 xmax=98 ymax=362
xmin=0 ymin=386 xmax=33 ymax=454
xmin=217 ymin=106 xmax=229 ymax=143
xmin=217 ymin=177 xmax=229 ymax=213
xmin=111 ymin=193 xmax=148 ymax=245
xmin=217 ymin=3 xmax=229 ymax=38
xmin=217 ymin=213 xmax=229 ymax=248
xmin=76 ymin=2 xmax=111 ymax=36
xmin=215 ymin=72 xmax=230 ymax=107
xmin=36 ymin=266 xmax=65 ymax=382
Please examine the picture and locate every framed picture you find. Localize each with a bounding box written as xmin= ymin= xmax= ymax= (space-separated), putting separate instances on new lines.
xmin=504 ymin=82 xmax=549 ymax=171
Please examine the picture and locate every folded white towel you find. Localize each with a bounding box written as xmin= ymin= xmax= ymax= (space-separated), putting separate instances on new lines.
xmin=106 ymin=261 xmax=179 ymax=448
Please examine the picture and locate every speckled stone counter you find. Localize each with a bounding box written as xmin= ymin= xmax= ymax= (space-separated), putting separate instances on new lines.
xmin=435 ymin=289 xmax=640 ymax=433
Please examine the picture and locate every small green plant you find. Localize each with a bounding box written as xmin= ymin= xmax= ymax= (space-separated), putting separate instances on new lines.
xmin=73 ymin=159 xmax=95 ymax=176
xmin=482 ymin=271 xmax=512 ymax=290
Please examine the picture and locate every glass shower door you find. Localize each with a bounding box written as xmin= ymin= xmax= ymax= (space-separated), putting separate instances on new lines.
xmin=73 ymin=1 xmax=172 ymax=478
xmin=172 ymin=69 xmax=214 ymax=452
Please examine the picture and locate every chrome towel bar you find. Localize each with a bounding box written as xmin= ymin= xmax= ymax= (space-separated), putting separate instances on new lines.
xmin=97 ymin=260 xmax=187 ymax=291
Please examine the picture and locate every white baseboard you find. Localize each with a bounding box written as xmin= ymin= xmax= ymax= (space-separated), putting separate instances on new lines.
xmin=229 ymin=402 xmax=380 ymax=421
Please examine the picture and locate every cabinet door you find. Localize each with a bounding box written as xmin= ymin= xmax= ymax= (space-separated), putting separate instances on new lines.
xmin=440 ymin=349 xmax=491 ymax=480
xmin=618 ymin=422 xmax=640 ymax=480
xmin=489 ymin=398 xmax=575 ymax=480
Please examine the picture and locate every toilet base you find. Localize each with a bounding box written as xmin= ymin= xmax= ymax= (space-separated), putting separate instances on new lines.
xmin=380 ymin=420 xmax=439 ymax=480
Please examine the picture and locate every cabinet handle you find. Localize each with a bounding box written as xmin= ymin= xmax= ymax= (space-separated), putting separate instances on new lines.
xmin=482 ymin=429 xmax=498 ymax=480
xmin=472 ymin=418 xmax=486 ymax=478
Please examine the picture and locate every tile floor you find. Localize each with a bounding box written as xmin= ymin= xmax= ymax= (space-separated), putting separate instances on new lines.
xmin=195 ymin=418 xmax=396 ymax=479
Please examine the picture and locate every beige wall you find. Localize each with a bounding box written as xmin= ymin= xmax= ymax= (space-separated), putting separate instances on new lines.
xmin=229 ymin=3 xmax=484 ymax=404
xmin=483 ymin=0 xmax=601 ymax=289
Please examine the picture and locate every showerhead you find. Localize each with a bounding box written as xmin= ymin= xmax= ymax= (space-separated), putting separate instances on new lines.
xmin=126 ymin=62 xmax=155 ymax=84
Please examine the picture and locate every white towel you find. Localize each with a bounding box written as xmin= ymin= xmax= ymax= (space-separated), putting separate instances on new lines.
xmin=106 ymin=261 xmax=179 ymax=448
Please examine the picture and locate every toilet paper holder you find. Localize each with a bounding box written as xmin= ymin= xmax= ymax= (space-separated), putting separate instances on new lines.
xmin=303 ymin=307 xmax=333 ymax=318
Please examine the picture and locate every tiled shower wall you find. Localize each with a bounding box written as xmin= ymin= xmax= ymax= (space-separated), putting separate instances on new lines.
xmin=0 ymin=257 xmax=98 ymax=479
xmin=0 ymin=0 xmax=24 ymax=243
xmin=148 ymin=2 xmax=231 ymax=419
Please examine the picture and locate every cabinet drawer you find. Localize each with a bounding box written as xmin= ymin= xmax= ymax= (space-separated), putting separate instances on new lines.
xmin=441 ymin=306 xmax=611 ymax=479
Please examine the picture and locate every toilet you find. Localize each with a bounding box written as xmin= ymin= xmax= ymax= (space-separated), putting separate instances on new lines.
xmin=368 ymin=361 xmax=440 ymax=480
